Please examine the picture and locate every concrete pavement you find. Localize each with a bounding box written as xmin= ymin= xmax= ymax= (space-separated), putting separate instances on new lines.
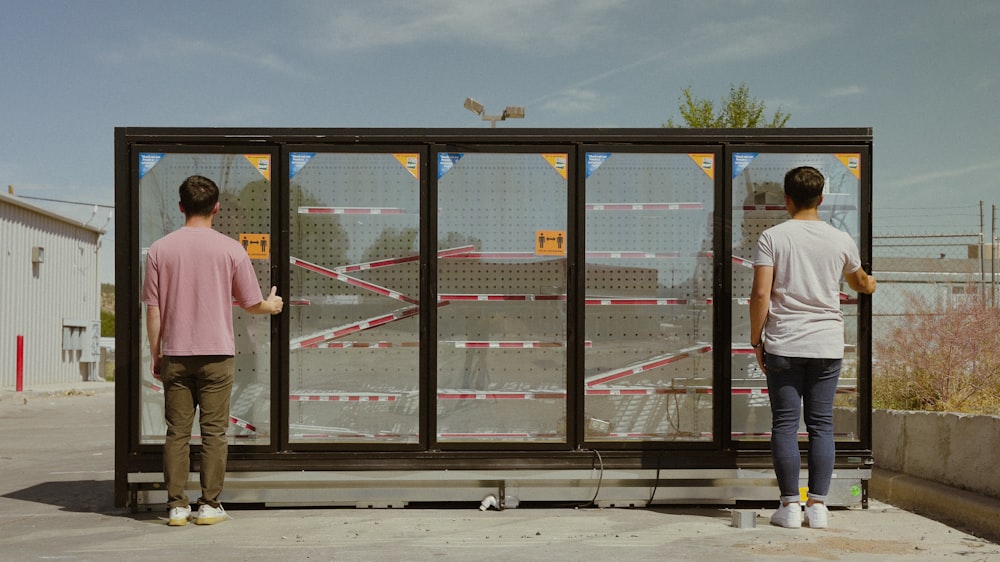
xmin=1 ymin=382 xmax=997 ymax=561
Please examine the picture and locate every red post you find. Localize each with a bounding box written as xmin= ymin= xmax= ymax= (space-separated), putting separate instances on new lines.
xmin=16 ymin=335 xmax=24 ymax=392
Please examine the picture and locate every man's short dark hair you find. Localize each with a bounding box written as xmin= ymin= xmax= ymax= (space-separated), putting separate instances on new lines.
xmin=179 ymin=175 xmax=219 ymax=217
xmin=784 ymin=166 xmax=824 ymax=209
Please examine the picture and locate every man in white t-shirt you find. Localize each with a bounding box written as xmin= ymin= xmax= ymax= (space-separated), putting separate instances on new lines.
xmin=749 ymin=166 xmax=876 ymax=529
xmin=142 ymin=175 xmax=283 ymax=526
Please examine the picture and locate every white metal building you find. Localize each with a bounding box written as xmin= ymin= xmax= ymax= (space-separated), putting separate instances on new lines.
xmin=1 ymin=191 xmax=104 ymax=387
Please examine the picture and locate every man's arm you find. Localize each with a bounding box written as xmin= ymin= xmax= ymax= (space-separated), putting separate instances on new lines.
xmin=845 ymin=266 xmax=877 ymax=295
xmin=243 ymin=286 xmax=284 ymax=315
xmin=748 ymin=265 xmax=773 ymax=372
xmin=146 ymin=304 xmax=162 ymax=377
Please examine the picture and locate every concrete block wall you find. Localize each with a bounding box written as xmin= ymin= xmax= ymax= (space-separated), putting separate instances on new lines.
xmin=873 ymin=409 xmax=1000 ymax=499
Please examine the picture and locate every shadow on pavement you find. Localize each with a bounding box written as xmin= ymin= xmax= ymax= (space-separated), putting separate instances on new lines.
xmin=3 ymin=480 xmax=119 ymax=514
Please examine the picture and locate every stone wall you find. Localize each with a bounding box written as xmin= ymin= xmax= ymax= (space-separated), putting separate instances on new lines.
xmin=873 ymin=409 xmax=1000 ymax=499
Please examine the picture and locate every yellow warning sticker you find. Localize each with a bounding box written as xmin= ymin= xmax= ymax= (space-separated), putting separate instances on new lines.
xmin=541 ymin=154 xmax=568 ymax=179
xmin=240 ymin=233 xmax=270 ymax=259
xmin=393 ymin=153 xmax=420 ymax=180
xmin=536 ymin=230 xmax=567 ymax=256
xmin=244 ymin=155 xmax=271 ymax=181
xmin=688 ymin=153 xmax=715 ymax=180
xmin=835 ymin=153 xmax=861 ymax=179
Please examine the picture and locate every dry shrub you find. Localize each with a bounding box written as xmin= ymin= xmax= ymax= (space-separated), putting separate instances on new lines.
xmin=873 ymin=289 xmax=1000 ymax=414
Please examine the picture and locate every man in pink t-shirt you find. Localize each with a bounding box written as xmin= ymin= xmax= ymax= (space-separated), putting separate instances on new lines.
xmin=142 ymin=175 xmax=282 ymax=526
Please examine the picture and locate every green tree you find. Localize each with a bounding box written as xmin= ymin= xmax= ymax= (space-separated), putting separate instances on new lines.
xmin=663 ymin=83 xmax=790 ymax=128
xmin=100 ymin=283 xmax=115 ymax=337
xmin=101 ymin=310 xmax=115 ymax=337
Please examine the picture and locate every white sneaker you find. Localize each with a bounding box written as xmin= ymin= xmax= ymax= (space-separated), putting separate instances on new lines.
xmin=804 ymin=502 xmax=829 ymax=528
xmin=194 ymin=504 xmax=228 ymax=525
xmin=770 ymin=501 xmax=802 ymax=528
xmin=167 ymin=506 xmax=192 ymax=526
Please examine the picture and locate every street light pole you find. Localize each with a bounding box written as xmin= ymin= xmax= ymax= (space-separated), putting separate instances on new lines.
xmin=464 ymin=97 xmax=525 ymax=128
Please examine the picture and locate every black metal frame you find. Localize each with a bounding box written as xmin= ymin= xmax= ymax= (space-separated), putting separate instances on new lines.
xmin=114 ymin=127 xmax=873 ymax=508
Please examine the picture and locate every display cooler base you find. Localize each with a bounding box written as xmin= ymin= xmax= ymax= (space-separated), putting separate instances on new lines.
xmin=128 ymin=468 xmax=870 ymax=510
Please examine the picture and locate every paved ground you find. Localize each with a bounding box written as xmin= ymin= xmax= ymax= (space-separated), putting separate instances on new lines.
xmin=1 ymin=382 xmax=998 ymax=561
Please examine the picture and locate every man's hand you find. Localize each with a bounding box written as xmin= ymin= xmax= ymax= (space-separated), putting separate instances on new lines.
xmin=244 ymin=286 xmax=283 ymax=315
xmin=846 ymin=267 xmax=877 ymax=295
xmin=265 ymin=286 xmax=283 ymax=315
xmin=243 ymin=287 xmax=285 ymax=314
xmin=754 ymin=346 xmax=767 ymax=374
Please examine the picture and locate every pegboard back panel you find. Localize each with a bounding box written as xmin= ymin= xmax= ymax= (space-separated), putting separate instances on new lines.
xmin=438 ymin=260 xmax=565 ymax=294
xmin=585 ymin=264 xmax=659 ymax=295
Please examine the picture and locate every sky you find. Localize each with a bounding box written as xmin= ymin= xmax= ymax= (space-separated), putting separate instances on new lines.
xmin=2 ymin=0 xmax=999 ymax=283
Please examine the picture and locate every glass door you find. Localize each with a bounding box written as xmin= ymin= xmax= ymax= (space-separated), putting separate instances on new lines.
xmin=434 ymin=149 xmax=569 ymax=444
xmin=581 ymin=150 xmax=717 ymax=443
xmin=286 ymin=150 xmax=423 ymax=445
xmin=730 ymin=150 xmax=865 ymax=444
xmin=137 ymin=151 xmax=275 ymax=446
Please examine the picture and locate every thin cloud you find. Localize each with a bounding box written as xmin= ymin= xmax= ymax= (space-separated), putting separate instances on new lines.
xmin=529 ymin=14 xmax=834 ymax=117
xmin=99 ymin=32 xmax=296 ymax=76
xmin=528 ymin=47 xmax=675 ymax=108
xmin=975 ymin=76 xmax=997 ymax=91
xmin=883 ymin=159 xmax=1000 ymax=189
xmin=687 ymin=16 xmax=836 ymax=64
xmin=824 ymin=85 xmax=865 ymax=98
xmin=537 ymin=88 xmax=605 ymax=116
xmin=302 ymin=0 xmax=630 ymax=54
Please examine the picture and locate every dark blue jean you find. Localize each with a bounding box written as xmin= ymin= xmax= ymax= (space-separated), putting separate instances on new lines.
xmin=765 ymin=354 xmax=842 ymax=503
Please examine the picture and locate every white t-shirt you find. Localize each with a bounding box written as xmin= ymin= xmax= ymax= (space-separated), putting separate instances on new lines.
xmin=752 ymin=219 xmax=862 ymax=359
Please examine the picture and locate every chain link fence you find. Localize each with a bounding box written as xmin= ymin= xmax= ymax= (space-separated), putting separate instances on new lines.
xmin=871 ymin=230 xmax=1000 ymax=413
xmin=872 ymin=233 xmax=997 ymax=342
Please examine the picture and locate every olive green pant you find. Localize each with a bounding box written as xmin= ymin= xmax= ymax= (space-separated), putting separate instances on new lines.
xmin=161 ymin=355 xmax=234 ymax=509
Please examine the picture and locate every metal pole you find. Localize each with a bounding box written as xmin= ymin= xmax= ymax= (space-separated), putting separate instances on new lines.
xmin=980 ymin=201 xmax=986 ymax=303
xmin=993 ymin=204 xmax=997 ymax=308
xmin=16 ymin=335 xmax=24 ymax=392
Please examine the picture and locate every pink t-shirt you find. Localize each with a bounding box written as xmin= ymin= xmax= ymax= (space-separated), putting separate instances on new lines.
xmin=141 ymin=226 xmax=263 ymax=356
